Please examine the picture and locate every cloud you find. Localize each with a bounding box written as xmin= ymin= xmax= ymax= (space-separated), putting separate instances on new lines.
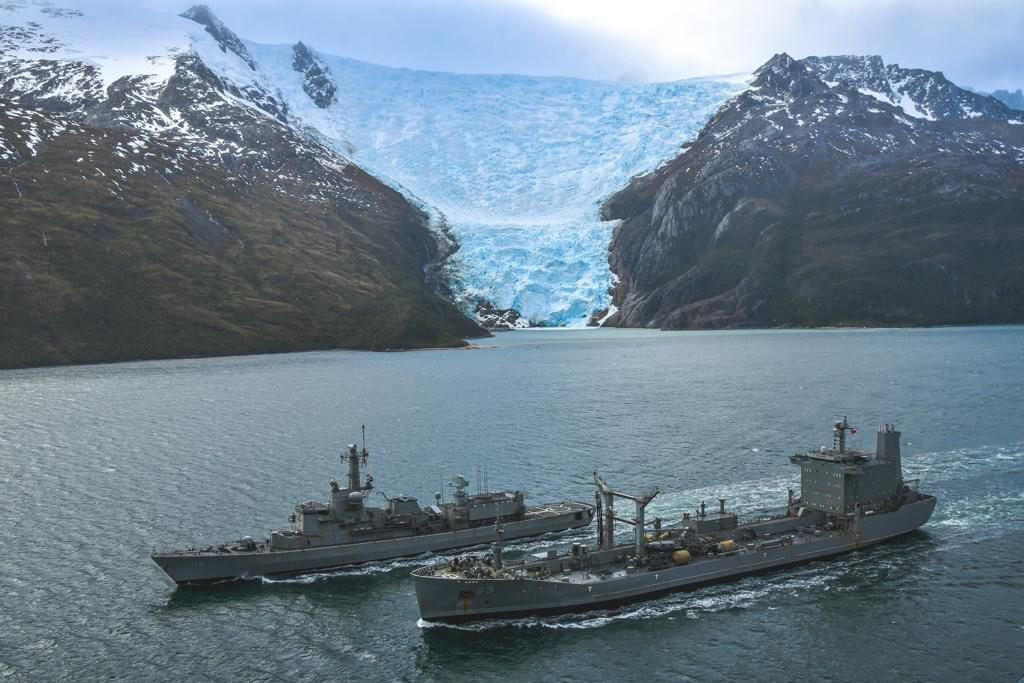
xmin=524 ymin=0 xmax=1024 ymax=90
xmin=141 ymin=0 xmax=1022 ymax=90
xmin=140 ymin=0 xmax=643 ymax=80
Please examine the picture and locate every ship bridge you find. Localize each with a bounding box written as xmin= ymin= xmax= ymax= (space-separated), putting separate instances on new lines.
xmin=791 ymin=419 xmax=904 ymax=515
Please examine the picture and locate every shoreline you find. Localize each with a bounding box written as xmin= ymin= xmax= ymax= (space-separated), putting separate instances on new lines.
xmin=3 ymin=322 xmax=1023 ymax=373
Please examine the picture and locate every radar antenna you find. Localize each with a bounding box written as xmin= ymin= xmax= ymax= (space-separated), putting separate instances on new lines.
xmin=833 ymin=416 xmax=858 ymax=454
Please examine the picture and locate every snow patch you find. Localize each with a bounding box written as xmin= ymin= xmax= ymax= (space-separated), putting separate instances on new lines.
xmin=0 ymin=0 xmax=195 ymax=86
xmin=895 ymin=90 xmax=934 ymax=121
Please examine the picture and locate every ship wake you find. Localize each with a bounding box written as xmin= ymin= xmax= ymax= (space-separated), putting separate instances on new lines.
xmin=418 ymin=442 xmax=1022 ymax=632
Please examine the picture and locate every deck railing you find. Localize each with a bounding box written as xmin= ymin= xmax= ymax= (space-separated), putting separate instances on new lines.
xmin=733 ymin=505 xmax=791 ymax=527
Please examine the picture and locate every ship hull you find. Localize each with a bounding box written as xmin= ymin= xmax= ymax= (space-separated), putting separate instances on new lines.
xmin=413 ymin=496 xmax=936 ymax=622
xmin=153 ymin=503 xmax=593 ymax=585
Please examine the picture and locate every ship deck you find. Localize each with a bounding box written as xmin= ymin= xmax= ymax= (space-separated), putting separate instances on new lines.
xmin=154 ymin=541 xmax=269 ymax=558
xmin=420 ymin=517 xmax=844 ymax=586
xmin=524 ymin=501 xmax=591 ymax=519
xmin=156 ymin=501 xmax=592 ymax=559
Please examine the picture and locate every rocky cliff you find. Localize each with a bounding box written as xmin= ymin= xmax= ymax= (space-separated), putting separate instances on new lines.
xmin=603 ymin=54 xmax=1024 ymax=329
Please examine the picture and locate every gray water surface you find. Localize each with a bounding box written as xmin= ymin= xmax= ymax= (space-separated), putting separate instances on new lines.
xmin=1 ymin=327 xmax=1022 ymax=681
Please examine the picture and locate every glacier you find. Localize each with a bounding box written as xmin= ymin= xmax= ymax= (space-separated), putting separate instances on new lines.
xmin=241 ymin=46 xmax=746 ymax=325
xmin=0 ymin=0 xmax=746 ymax=326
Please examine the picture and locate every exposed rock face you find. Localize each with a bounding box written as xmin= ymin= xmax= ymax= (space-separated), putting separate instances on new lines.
xmin=179 ymin=5 xmax=256 ymax=70
xmin=603 ymin=53 xmax=1024 ymax=329
xmin=802 ymin=55 xmax=1014 ymax=120
xmin=292 ymin=41 xmax=336 ymax=108
xmin=0 ymin=14 xmax=485 ymax=369
xmin=474 ymin=301 xmax=528 ymax=330
xmin=0 ymin=59 xmax=102 ymax=115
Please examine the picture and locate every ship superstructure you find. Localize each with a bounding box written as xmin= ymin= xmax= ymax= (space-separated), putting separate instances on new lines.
xmin=412 ymin=419 xmax=935 ymax=622
xmin=153 ymin=434 xmax=593 ymax=585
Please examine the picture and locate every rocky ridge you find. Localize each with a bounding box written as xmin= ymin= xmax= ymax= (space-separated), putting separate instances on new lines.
xmin=603 ymin=53 xmax=1024 ymax=329
xmin=180 ymin=4 xmax=256 ymax=70
xmin=292 ymin=41 xmax=336 ymax=109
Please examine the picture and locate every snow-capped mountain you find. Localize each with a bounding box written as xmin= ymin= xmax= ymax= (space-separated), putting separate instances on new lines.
xmin=3 ymin=1 xmax=747 ymax=327
xmin=603 ymin=53 xmax=1024 ymax=329
xmin=0 ymin=1 xmax=483 ymax=368
xmin=0 ymin=1 xmax=341 ymax=199
xmin=4 ymin=1 xmax=1022 ymax=357
xmin=801 ymin=54 xmax=1018 ymax=122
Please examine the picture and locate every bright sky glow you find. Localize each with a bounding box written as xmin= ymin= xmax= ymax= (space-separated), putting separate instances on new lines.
xmin=135 ymin=0 xmax=1024 ymax=91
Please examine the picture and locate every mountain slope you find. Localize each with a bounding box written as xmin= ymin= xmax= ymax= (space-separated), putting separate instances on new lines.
xmin=0 ymin=2 xmax=484 ymax=369
xmin=602 ymin=54 xmax=1024 ymax=329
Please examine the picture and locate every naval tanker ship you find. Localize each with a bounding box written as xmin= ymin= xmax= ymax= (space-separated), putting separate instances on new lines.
xmin=413 ymin=419 xmax=936 ymax=622
xmin=152 ymin=435 xmax=594 ymax=585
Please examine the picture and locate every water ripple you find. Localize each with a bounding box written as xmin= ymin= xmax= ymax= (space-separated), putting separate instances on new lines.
xmin=1 ymin=327 xmax=1022 ymax=681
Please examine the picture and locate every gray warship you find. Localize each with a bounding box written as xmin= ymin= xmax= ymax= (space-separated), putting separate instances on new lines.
xmin=152 ymin=435 xmax=594 ymax=585
xmin=413 ymin=419 xmax=936 ymax=622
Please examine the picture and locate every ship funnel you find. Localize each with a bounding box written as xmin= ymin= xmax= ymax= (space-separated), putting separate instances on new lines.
xmin=876 ymin=423 xmax=901 ymax=464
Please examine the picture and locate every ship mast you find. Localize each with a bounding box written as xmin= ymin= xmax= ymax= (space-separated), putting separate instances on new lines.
xmin=833 ymin=416 xmax=856 ymax=454
xmin=342 ymin=425 xmax=371 ymax=491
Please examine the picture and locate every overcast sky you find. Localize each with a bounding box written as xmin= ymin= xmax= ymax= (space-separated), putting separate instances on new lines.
xmin=147 ymin=0 xmax=1022 ymax=91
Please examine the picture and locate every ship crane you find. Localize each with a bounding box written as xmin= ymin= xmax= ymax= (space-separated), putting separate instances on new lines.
xmin=594 ymin=471 xmax=659 ymax=557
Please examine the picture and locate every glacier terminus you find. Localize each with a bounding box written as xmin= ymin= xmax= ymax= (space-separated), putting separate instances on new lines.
xmin=241 ymin=45 xmax=746 ymax=325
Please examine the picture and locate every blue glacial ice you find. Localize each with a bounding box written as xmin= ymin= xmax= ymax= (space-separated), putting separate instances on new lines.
xmin=243 ymin=45 xmax=746 ymax=325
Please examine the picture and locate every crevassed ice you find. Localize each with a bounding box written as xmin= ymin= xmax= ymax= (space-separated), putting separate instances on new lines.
xmin=244 ymin=44 xmax=745 ymax=325
xmin=451 ymin=221 xmax=614 ymax=324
